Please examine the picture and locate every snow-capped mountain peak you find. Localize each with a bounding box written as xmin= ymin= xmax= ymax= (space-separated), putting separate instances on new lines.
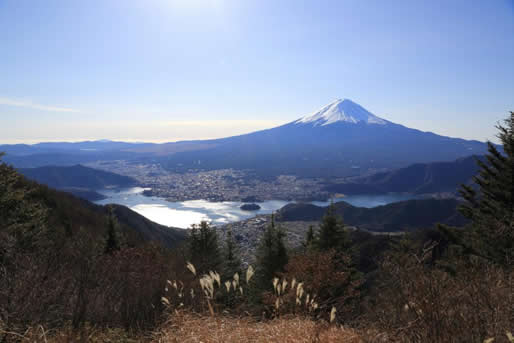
xmin=295 ymin=99 xmax=387 ymax=126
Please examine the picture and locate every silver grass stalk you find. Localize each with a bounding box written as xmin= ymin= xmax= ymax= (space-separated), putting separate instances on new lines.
xmin=186 ymin=262 xmax=196 ymax=276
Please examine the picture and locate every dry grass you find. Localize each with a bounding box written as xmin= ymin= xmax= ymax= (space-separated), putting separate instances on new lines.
xmin=0 ymin=325 xmax=145 ymax=343
xmin=154 ymin=312 xmax=363 ymax=343
xmin=2 ymin=315 xmax=363 ymax=343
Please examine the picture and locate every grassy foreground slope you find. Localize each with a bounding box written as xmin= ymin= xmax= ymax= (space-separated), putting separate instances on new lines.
xmin=17 ymin=313 xmax=364 ymax=342
xmin=155 ymin=312 xmax=363 ymax=343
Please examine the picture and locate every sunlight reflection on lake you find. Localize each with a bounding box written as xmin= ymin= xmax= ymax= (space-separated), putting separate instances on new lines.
xmin=94 ymin=188 xmax=420 ymax=229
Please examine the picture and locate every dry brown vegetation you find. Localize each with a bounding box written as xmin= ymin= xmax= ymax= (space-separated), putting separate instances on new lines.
xmin=155 ymin=312 xmax=363 ymax=343
xmin=359 ymin=244 xmax=514 ymax=343
xmin=0 ymin=314 xmax=363 ymax=343
xmin=277 ymin=249 xmax=361 ymax=321
xmin=1 ymin=248 xmax=512 ymax=343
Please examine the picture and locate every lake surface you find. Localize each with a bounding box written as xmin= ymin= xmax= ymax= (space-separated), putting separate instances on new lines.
xmin=94 ymin=188 xmax=421 ymax=229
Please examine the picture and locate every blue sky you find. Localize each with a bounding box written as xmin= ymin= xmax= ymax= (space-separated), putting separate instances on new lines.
xmin=0 ymin=0 xmax=513 ymax=143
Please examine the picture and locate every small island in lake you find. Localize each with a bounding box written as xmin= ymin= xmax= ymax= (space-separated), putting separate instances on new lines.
xmin=240 ymin=203 xmax=261 ymax=211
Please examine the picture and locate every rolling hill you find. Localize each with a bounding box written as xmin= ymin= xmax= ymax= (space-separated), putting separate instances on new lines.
xmin=324 ymin=155 xmax=484 ymax=195
xmin=1 ymin=161 xmax=186 ymax=249
xmin=18 ymin=164 xmax=136 ymax=189
xmin=276 ymin=198 xmax=467 ymax=232
xmin=18 ymin=164 xmax=137 ymax=201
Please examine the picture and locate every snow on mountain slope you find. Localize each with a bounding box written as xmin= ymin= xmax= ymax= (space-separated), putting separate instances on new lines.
xmin=295 ymin=99 xmax=388 ymax=126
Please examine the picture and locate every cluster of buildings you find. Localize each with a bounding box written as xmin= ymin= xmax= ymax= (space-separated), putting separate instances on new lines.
xmin=87 ymin=160 xmax=331 ymax=202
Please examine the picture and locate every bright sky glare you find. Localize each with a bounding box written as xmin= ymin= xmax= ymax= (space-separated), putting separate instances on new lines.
xmin=0 ymin=0 xmax=513 ymax=143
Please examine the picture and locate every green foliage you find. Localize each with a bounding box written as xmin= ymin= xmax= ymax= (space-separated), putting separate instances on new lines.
xmin=223 ymin=228 xmax=242 ymax=279
xmin=254 ymin=215 xmax=289 ymax=291
xmin=302 ymin=225 xmax=316 ymax=251
xmin=188 ymin=221 xmax=222 ymax=275
xmin=316 ymin=203 xmax=349 ymax=251
xmin=0 ymin=162 xmax=49 ymax=248
xmin=104 ymin=206 xmax=123 ymax=254
xmin=457 ymin=112 xmax=514 ymax=265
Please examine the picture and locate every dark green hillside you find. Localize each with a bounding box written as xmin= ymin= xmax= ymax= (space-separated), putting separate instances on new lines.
xmin=56 ymin=187 xmax=107 ymax=201
xmin=8 ymin=171 xmax=182 ymax=249
xmin=276 ymin=198 xmax=467 ymax=232
xmin=108 ymin=204 xmax=187 ymax=249
xmin=324 ymin=155 xmax=484 ymax=195
xmin=3 ymin=160 xmax=185 ymax=249
xmin=0 ymin=157 xmax=188 ymax=335
xmin=19 ymin=164 xmax=136 ymax=189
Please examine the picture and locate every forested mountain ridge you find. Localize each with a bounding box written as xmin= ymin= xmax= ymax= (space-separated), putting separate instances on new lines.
xmin=108 ymin=204 xmax=187 ymax=249
xmin=17 ymin=164 xmax=138 ymax=201
xmin=324 ymin=155 xmax=484 ymax=195
xmin=276 ymin=198 xmax=467 ymax=232
xmin=1 ymin=162 xmax=185 ymax=249
xmin=18 ymin=164 xmax=136 ymax=189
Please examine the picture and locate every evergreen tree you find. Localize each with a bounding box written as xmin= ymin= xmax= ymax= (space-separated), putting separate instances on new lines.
xmin=275 ymin=225 xmax=288 ymax=270
xmin=255 ymin=219 xmax=276 ymax=287
xmin=316 ymin=203 xmax=349 ymax=251
xmin=302 ymin=225 xmax=316 ymax=251
xmin=223 ymin=228 xmax=242 ymax=280
xmin=254 ymin=214 xmax=288 ymax=290
xmin=188 ymin=221 xmax=222 ymax=275
xmin=104 ymin=206 xmax=121 ymax=254
xmin=219 ymin=229 xmax=243 ymax=307
xmin=457 ymin=112 xmax=514 ymax=265
xmin=0 ymin=157 xmax=49 ymax=251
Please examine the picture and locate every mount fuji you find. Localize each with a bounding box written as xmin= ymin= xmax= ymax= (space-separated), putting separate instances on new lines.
xmin=1 ymin=99 xmax=490 ymax=177
xmin=156 ymin=99 xmax=489 ymax=177
xmin=295 ymin=98 xmax=388 ymax=126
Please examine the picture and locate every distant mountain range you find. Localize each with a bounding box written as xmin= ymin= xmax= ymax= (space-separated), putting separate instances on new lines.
xmin=1 ymin=140 xmax=151 ymax=155
xmin=1 ymin=99 xmax=490 ymax=177
xmin=324 ymin=155 xmax=484 ymax=195
xmin=276 ymin=198 xmax=467 ymax=232
xmin=18 ymin=165 xmax=137 ymax=201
